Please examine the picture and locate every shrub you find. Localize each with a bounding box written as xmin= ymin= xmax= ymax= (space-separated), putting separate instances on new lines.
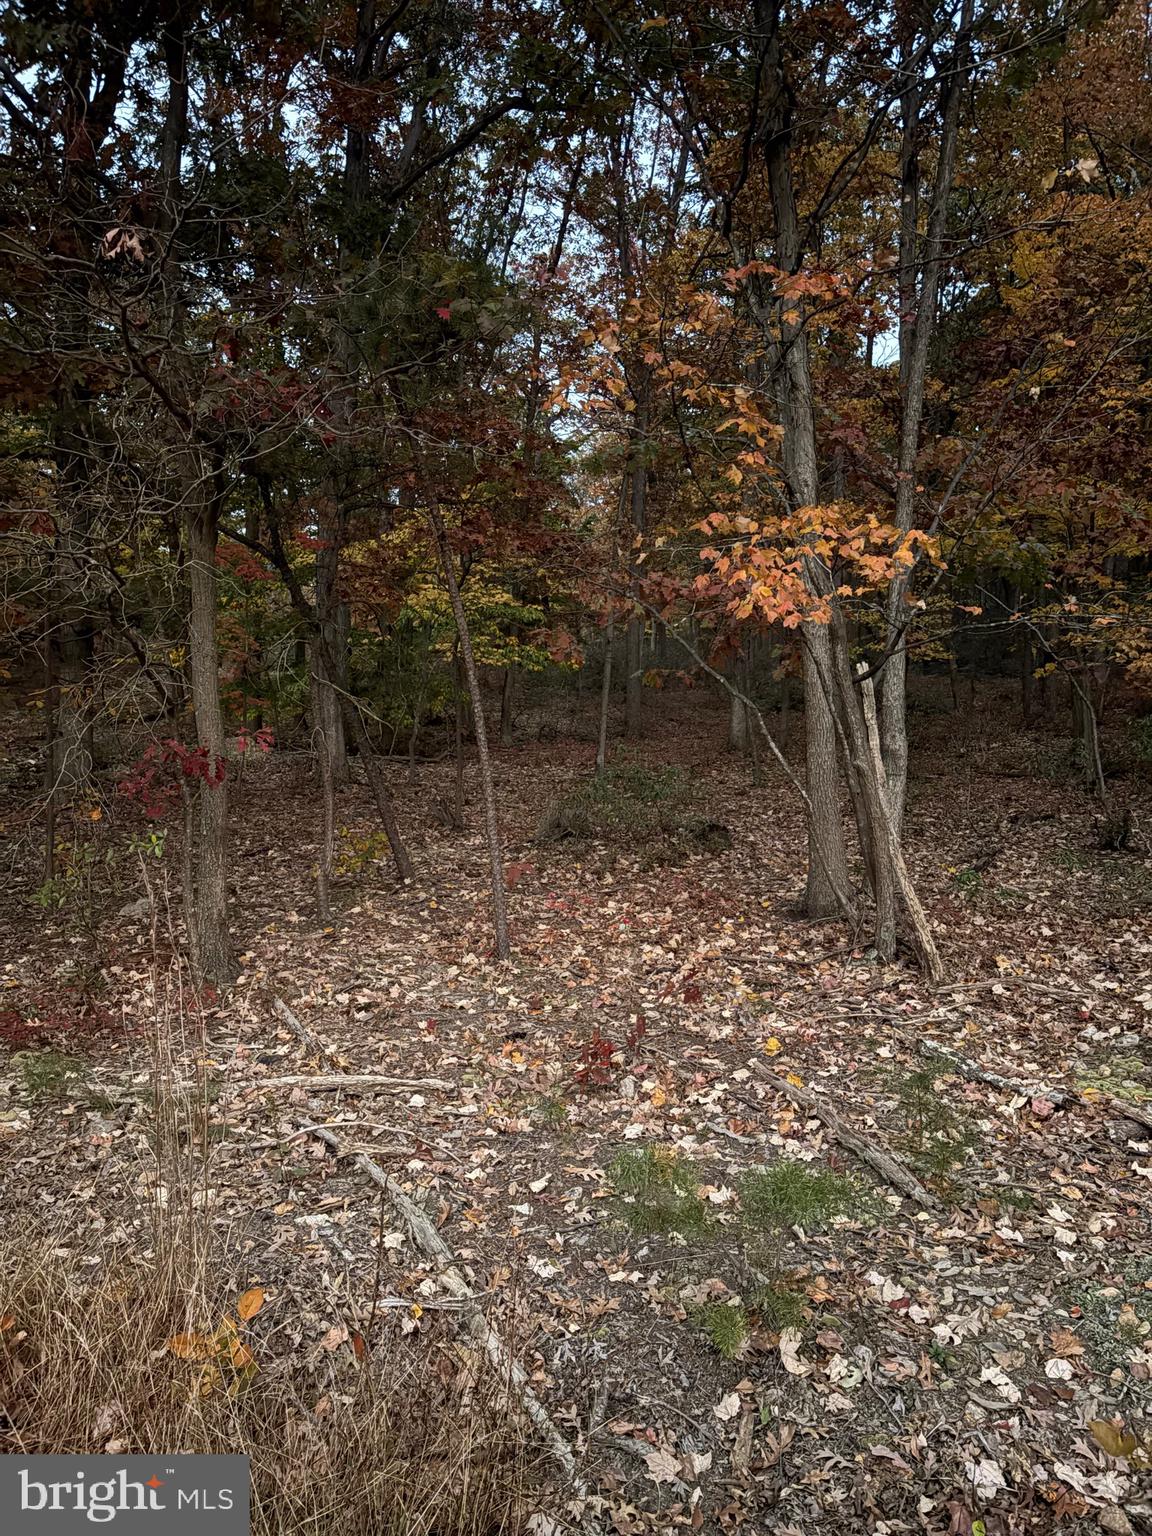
xmin=537 ymin=766 xmax=730 ymax=857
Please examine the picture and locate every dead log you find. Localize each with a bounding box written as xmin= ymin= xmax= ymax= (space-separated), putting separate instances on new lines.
xmin=750 ymin=1060 xmax=939 ymax=1210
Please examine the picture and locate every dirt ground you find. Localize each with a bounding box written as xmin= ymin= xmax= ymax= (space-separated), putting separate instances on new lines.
xmin=1 ymin=679 xmax=1150 ymax=1535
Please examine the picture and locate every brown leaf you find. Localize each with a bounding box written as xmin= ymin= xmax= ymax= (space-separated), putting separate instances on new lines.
xmin=236 ymin=1286 xmax=265 ymax=1321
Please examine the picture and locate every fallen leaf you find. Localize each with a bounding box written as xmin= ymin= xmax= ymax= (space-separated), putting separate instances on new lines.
xmin=643 ymin=1446 xmax=681 ymax=1485
xmin=236 ymin=1286 xmax=265 ymax=1321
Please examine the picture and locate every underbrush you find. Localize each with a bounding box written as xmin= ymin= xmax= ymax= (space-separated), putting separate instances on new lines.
xmin=1 ymin=961 xmax=538 ymax=1536
xmin=0 ymin=1230 xmax=536 ymax=1536
xmin=536 ymin=765 xmax=731 ymax=860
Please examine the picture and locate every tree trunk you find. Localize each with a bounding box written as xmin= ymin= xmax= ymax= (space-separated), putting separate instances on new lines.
xmin=801 ymin=635 xmax=849 ymax=918
xmin=596 ymin=614 xmax=614 ymax=776
xmin=499 ymin=664 xmax=516 ymax=747
xmin=880 ymin=1 xmax=973 ymax=829
xmin=183 ymin=474 xmax=235 ymax=985
xmin=429 ymin=500 xmax=510 ymax=960
xmin=453 ymin=645 xmax=467 ymax=827
xmin=1020 ymin=623 xmax=1033 ymax=722
xmin=316 ymin=725 xmax=334 ymax=925
xmin=311 ymin=562 xmax=348 ymax=788
xmin=752 ymin=5 xmax=850 ymax=917
xmin=338 ymin=695 xmax=414 ymax=879
xmin=729 ymin=650 xmax=749 ymax=752
xmin=42 ymin=619 xmax=59 ymax=883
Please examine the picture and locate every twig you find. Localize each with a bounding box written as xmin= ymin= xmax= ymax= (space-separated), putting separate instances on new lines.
xmin=300 ymin=1121 xmax=587 ymax=1495
xmin=268 ymin=1119 xmax=465 ymax=1162
xmin=749 ymin=1060 xmax=939 ymax=1209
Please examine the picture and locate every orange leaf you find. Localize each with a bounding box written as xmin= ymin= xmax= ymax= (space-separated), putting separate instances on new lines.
xmin=167 ymin=1332 xmax=214 ymax=1361
xmin=236 ymin=1287 xmax=265 ymax=1321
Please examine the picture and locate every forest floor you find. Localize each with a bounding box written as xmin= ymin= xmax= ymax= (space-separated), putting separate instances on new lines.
xmin=1 ymin=680 xmax=1151 ymax=1536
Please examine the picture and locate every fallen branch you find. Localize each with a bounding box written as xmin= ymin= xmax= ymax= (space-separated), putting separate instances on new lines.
xmin=916 ymin=1038 xmax=1072 ymax=1108
xmin=749 ymin=1060 xmax=939 ymax=1210
xmin=937 ymin=975 xmax=1117 ymax=1008
xmin=252 ymin=1074 xmax=453 ymax=1093
xmin=914 ymin=1038 xmax=1152 ymax=1131
xmin=301 ymin=1121 xmax=586 ymax=1495
xmin=1104 ymin=1096 xmax=1152 ymax=1133
xmin=273 ymin=995 xmax=340 ymax=1066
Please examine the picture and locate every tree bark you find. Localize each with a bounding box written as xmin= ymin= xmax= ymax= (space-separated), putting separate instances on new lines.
xmin=316 ymin=725 xmax=334 ymax=925
xmin=183 ymin=471 xmax=235 ymax=984
xmin=596 ymin=613 xmax=614 ymax=776
xmin=754 ymin=4 xmax=850 ymax=917
xmin=499 ymin=664 xmax=516 ymax=747
xmin=429 ymin=500 xmax=510 ymax=960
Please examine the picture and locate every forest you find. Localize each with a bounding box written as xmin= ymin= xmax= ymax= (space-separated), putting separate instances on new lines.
xmin=1 ymin=0 xmax=1151 ymax=1531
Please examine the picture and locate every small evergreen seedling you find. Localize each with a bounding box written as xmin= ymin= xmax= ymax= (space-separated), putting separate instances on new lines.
xmin=752 ymin=1280 xmax=807 ymax=1333
xmin=692 ymin=1301 xmax=749 ymax=1360
xmin=739 ymin=1159 xmax=869 ymax=1236
xmin=13 ymin=1050 xmax=88 ymax=1100
xmin=608 ymin=1144 xmax=710 ymax=1238
xmin=894 ymin=1066 xmax=976 ymax=1178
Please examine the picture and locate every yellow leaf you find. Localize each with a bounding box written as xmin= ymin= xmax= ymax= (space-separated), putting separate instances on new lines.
xmin=89 ymin=808 xmax=102 ymax=821
xmin=236 ymin=1286 xmax=265 ymax=1321
xmin=764 ymin=1037 xmax=782 ymax=1056
xmin=227 ymin=1340 xmax=255 ymax=1369
xmin=167 ymin=1332 xmax=214 ymax=1361
xmin=410 ymin=1303 xmax=423 ymax=1320
xmin=1089 ymin=1420 xmax=1138 ymax=1459
xmin=786 ymin=1072 xmax=804 ymax=1087
xmin=650 ymin=1085 xmax=667 ymax=1108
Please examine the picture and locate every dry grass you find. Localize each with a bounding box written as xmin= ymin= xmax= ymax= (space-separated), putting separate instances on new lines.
xmin=0 ymin=1227 xmax=537 ymax=1535
xmin=0 ymin=958 xmax=539 ymax=1535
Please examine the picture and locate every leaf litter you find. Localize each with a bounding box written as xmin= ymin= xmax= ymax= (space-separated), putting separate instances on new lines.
xmin=1 ymin=694 xmax=1150 ymax=1533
